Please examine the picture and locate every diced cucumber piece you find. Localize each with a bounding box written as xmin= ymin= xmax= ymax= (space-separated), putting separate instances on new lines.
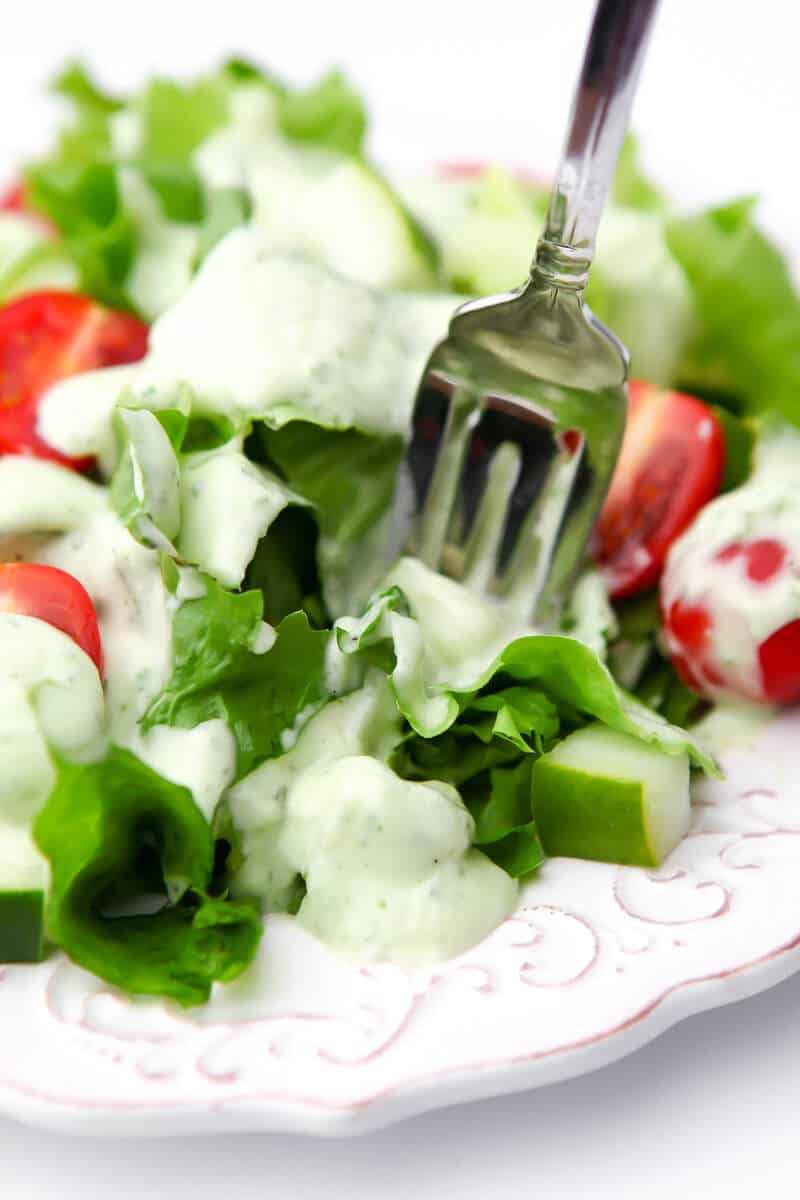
xmin=397 ymin=168 xmax=546 ymax=295
xmin=249 ymin=141 xmax=438 ymax=290
xmin=531 ymin=722 xmax=690 ymax=867
xmin=0 ymin=826 xmax=48 ymax=963
xmin=0 ymin=891 xmax=44 ymax=963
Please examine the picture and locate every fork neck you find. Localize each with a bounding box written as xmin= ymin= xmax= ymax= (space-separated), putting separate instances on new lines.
xmin=531 ymin=0 xmax=660 ymax=293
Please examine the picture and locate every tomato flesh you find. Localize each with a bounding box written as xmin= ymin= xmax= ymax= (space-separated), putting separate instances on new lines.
xmin=758 ymin=620 xmax=800 ymax=705
xmin=591 ymin=381 xmax=725 ymax=599
xmin=0 ymin=563 xmax=103 ymax=675
xmin=0 ymin=181 xmax=27 ymax=213
xmin=0 ymin=290 xmax=148 ymax=468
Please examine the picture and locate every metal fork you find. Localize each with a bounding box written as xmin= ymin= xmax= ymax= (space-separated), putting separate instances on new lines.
xmin=392 ymin=0 xmax=661 ymax=628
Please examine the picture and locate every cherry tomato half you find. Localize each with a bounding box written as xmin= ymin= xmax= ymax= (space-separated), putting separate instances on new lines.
xmin=662 ymin=536 xmax=800 ymax=706
xmin=0 ymin=290 xmax=148 ymax=469
xmin=591 ymin=380 xmax=725 ymax=599
xmin=0 ymin=562 xmax=103 ymax=675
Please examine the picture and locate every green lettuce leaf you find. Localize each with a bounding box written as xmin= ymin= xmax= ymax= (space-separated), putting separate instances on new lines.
xmin=666 ymin=197 xmax=800 ymax=426
xmin=277 ymin=70 xmax=367 ymax=156
xmin=33 ymin=746 xmax=261 ymax=1006
xmin=611 ymin=134 xmax=667 ymax=212
xmin=463 ymin=687 xmax=560 ymax=753
xmin=24 ymin=161 xmax=137 ymax=308
xmin=336 ymin=558 xmax=718 ymax=773
xmin=243 ymin=505 xmax=324 ymax=627
xmin=391 ymin=725 xmax=520 ymax=787
xmin=110 ymin=399 xmax=305 ymax=587
xmin=110 ymin=404 xmax=186 ymax=549
xmin=256 ymin=415 xmax=405 ymax=618
xmin=48 ymin=61 xmax=122 ymax=162
xmin=134 ymin=76 xmax=230 ymax=164
xmin=142 ymin=581 xmax=329 ymax=778
xmin=465 ymin=760 xmax=545 ymax=879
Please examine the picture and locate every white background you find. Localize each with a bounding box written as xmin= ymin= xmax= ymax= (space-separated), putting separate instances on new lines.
xmin=1 ymin=1 xmax=800 ymax=1195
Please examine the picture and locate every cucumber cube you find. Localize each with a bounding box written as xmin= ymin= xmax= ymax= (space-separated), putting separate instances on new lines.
xmin=0 ymin=890 xmax=44 ymax=962
xmin=532 ymin=723 xmax=691 ymax=867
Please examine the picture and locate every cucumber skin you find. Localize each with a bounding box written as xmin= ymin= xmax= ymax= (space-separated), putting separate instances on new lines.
xmin=531 ymin=762 xmax=658 ymax=868
xmin=0 ymin=890 xmax=45 ymax=963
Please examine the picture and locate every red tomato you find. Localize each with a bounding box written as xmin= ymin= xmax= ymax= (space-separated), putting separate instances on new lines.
xmin=662 ymin=532 xmax=800 ymax=706
xmin=758 ymin=620 xmax=800 ymax=705
xmin=591 ymin=381 xmax=725 ymax=599
xmin=0 ymin=563 xmax=103 ymax=675
xmin=0 ymin=290 xmax=148 ymax=468
xmin=0 ymin=181 xmax=28 ymax=213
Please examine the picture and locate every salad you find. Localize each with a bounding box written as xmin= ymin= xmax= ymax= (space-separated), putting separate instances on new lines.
xmin=0 ymin=59 xmax=797 ymax=1007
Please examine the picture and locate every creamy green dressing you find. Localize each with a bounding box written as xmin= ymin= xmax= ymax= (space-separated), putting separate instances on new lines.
xmin=117 ymin=169 xmax=199 ymax=321
xmin=0 ymin=457 xmax=106 ymax=539
xmin=178 ymin=444 xmax=303 ymax=588
xmin=37 ymin=508 xmax=237 ymax=822
xmin=132 ymin=232 xmax=453 ymax=434
xmin=228 ymin=680 xmax=517 ymax=962
xmin=37 ymin=230 xmax=455 ymax=468
xmin=0 ymin=613 xmax=107 ymax=888
xmin=37 ymin=363 xmax=141 ymax=472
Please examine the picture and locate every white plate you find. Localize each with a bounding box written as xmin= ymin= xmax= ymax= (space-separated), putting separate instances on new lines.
xmin=1 ymin=710 xmax=799 ymax=1137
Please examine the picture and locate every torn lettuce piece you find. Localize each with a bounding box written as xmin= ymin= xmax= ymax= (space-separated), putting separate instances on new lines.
xmin=132 ymin=231 xmax=455 ymax=434
xmin=243 ymin=504 xmax=323 ymax=628
xmin=117 ymin=169 xmax=200 ymax=319
xmin=49 ymin=60 xmax=123 ymax=160
xmin=465 ymin=759 xmax=545 ymax=879
xmin=110 ymin=405 xmax=185 ymax=550
xmin=33 ymin=746 xmax=261 ymax=1006
xmin=259 ymin=420 xmax=404 ymax=617
xmin=463 ymin=687 xmax=560 ymax=754
xmin=110 ymin=398 xmax=307 ymax=587
xmin=24 ymin=161 xmax=138 ymax=310
xmin=276 ymin=69 xmax=366 ymax=156
xmin=336 ymin=556 xmax=718 ymax=773
xmin=666 ymin=197 xmax=800 ymax=427
xmin=142 ymin=579 xmax=329 ymax=779
xmin=178 ymin=445 xmax=308 ymax=589
xmin=397 ymin=166 xmax=545 ymax=295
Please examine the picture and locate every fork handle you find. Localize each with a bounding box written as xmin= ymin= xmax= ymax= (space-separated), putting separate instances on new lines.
xmin=536 ymin=0 xmax=660 ymax=281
